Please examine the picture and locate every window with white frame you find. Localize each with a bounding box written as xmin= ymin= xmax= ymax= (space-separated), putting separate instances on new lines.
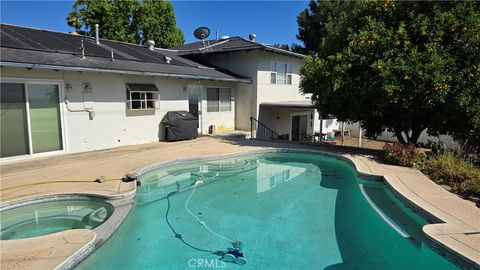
xmin=207 ymin=87 xmax=231 ymax=112
xmin=126 ymin=83 xmax=159 ymax=110
xmin=270 ymin=61 xmax=292 ymax=85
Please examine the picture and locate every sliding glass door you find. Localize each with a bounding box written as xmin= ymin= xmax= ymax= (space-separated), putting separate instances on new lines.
xmin=28 ymin=84 xmax=63 ymax=153
xmin=0 ymin=83 xmax=30 ymax=157
xmin=0 ymin=82 xmax=63 ymax=158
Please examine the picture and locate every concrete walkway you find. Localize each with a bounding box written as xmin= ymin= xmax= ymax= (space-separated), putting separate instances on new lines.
xmin=1 ymin=136 xmax=260 ymax=203
xmin=1 ymin=135 xmax=479 ymax=269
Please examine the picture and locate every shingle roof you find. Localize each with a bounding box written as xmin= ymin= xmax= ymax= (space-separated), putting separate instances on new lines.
xmin=0 ymin=24 xmax=250 ymax=83
xmin=172 ymin=36 xmax=305 ymax=59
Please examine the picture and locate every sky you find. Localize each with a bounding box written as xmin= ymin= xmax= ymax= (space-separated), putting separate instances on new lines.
xmin=0 ymin=1 xmax=308 ymax=46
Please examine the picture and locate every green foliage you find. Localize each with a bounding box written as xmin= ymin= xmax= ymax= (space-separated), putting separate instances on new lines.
xmin=66 ymin=0 xmax=184 ymax=48
xmin=135 ymin=0 xmax=184 ymax=48
xmin=273 ymin=43 xmax=290 ymax=51
xmin=273 ymin=43 xmax=306 ymax=54
xmin=417 ymin=153 xmax=480 ymax=199
xmin=299 ymin=1 xmax=480 ymax=144
xmin=383 ymin=142 xmax=424 ymax=167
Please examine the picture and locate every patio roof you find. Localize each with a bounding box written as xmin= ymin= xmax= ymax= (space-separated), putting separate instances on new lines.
xmin=260 ymin=100 xmax=315 ymax=109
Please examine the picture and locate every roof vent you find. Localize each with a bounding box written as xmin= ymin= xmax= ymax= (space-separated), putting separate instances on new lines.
xmin=146 ymin=40 xmax=155 ymax=51
xmin=248 ymin=33 xmax=256 ymax=42
xmin=219 ymin=35 xmax=230 ymax=40
xmin=164 ymin=56 xmax=172 ymax=64
xmin=95 ymin=24 xmax=100 ymax=45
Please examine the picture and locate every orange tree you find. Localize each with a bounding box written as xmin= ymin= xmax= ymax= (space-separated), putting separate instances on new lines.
xmin=298 ymin=1 xmax=480 ymax=144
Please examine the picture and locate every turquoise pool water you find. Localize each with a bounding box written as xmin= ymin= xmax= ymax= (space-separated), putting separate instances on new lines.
xmin=77 ymin=152 xmax=459 ymax=270
xmin=0 ymin=197 xmax=113 ymax=240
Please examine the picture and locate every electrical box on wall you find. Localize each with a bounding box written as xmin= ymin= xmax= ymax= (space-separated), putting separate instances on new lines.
xmin=82 ymin=83 xmax=94 ymax=109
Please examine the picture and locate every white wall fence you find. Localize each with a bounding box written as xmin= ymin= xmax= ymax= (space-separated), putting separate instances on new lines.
xmin=344 ymin=122 xmax=461 ymax=151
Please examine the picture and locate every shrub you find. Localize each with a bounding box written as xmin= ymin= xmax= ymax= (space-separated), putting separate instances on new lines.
xmin=417 ymin=153 xmax=480 ymax=199
xmin=383 ymin=142 xmax=424 ymax=167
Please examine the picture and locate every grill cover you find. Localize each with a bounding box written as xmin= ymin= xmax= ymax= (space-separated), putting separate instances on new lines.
xmin=161 ymin=111 xmax=198 ymax=141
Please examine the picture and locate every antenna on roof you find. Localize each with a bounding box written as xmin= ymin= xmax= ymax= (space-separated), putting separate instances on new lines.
xmin=193 ymin=26 xmax=211 ymax=52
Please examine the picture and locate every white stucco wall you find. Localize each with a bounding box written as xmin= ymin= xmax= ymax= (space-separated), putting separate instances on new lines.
xmin=1 ymin=67 xmax=237 ymax=156
xmin=254 ymin=52 xmax=319 ymax=137
xmin=195 ymin=50 xmax=319 ymax=136
xmin=191 ymin=51 xmax=258 ymax=131
xmin=255 ymin=52 xmax=310 ymax=112
xmin=199 ymin=82 xmax=236 ymax=134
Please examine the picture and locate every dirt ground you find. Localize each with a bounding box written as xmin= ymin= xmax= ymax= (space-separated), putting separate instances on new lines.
xmin=329 ymin=136 xmax=388 ymax=150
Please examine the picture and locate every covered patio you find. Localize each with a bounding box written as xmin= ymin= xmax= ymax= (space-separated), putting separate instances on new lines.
xmin=257 ymin=101 xmax=318 ymax=141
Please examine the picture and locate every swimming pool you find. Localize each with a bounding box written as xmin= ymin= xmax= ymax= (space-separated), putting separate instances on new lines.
xmin=0 ymin=196 xmax=113 ymax=240
xmin=77 ymin=151 xmax=460 ymax=269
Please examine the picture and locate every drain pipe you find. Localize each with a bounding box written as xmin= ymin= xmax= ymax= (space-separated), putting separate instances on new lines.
xmin=95 ymin=24 xmax=100 ymax=45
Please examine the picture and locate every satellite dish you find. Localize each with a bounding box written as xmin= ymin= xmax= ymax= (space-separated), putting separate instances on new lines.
xmin=194 ymin=27 xmax=210 ymax=40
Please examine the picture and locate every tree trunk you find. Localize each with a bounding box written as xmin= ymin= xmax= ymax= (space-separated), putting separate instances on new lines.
xmin=394 ymin=128 xmax=424 ymax=145
xmin=394 ymin=129 xmax=407 ymax=144
xmin=408 ymin=127 xmax=424 ymax=145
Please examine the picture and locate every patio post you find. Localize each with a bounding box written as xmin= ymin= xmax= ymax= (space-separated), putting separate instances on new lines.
xmin=341 ymin=121 xmax=345 ymax=146
xmin=358 ymin=124 xmax=362 ymax=148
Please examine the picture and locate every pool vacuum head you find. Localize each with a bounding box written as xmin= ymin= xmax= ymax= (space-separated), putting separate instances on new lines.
xmin=222 ymin=241 xmax=247 ymax=265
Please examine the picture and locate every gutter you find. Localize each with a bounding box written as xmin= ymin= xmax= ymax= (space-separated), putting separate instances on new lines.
xmin=0 ymin=61 xmax=252 ymax=84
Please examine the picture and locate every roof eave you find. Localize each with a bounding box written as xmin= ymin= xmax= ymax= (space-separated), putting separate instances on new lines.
xmin=263 ymin=47 xmax=306 ymax=59
xmin=0 ymin=61 xmax=252 ymax=84
xmin=178 ymin=46 xmax=305 ymax=59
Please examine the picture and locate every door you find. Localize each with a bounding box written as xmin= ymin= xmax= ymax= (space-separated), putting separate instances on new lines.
xmin=0 ymin=82 xmax=63 ymax=158
xmin=291 ymin=115 xmax=300 ymax=141
xmin=291 ymin=114 xmax=308 ymax=142
xmin=0 ymin=83 xmax=30 ymax=157
xmin=187 ymin=85 xmax=201 ymax=132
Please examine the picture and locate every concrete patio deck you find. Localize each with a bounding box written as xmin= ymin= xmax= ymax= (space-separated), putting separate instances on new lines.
xmin=1 ymin=135 xmax=479 ymax=269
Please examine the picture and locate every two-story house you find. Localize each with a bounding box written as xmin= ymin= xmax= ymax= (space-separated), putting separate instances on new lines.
xmin=0 ymin=24 xmax=321 ymax=161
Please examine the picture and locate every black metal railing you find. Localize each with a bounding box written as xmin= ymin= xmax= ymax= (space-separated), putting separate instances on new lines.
xmin=250 ymin=117 xmax=280 ymax=141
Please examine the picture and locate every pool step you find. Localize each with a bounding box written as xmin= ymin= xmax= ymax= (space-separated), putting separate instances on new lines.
xmin=360 ymin=184 xmax=426 ymax=244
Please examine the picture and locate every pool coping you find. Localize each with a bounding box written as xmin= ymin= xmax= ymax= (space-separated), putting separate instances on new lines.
xmin=134 ymin=148 xmax=479 ymax=270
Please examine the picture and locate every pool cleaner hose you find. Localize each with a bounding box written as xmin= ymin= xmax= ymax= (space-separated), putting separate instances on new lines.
xmin=165 ymin=173 xmax=247 ymax=265
xmin=185 ymin=179 xmax=234 ymax=243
